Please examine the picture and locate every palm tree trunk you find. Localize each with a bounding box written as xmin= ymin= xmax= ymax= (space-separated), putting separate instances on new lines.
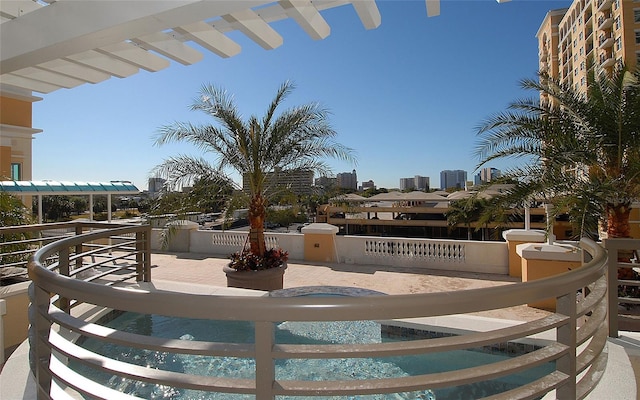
xmin=248 ymin=193 xmax=266 ymax=256
xmin=607 ymin=203 xmax=634 ymax=280
xmin=607 ymin=203 xmax=631 ymax=239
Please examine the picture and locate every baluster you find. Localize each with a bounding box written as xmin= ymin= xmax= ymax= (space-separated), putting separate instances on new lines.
xmin=254 ymin=321 xmax=276 ymax=400
xmin=556 ymin=292 xmax=577 ymax=399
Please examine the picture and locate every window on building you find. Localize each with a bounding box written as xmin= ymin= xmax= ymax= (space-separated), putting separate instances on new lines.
xmin=636 ymin=30 xmax=640 ymax=45
xmin=11 ymin=163 xmax=21 ymax=180
xmin=635 ymin=9 xmax=640 ymax=23
xmin=581 ymin=76 xmax=586 ymax=86
xmin=615 ymin=36 xmax=622 ymax=51
xmin=615 ymin=16 xmax=621 ymax=30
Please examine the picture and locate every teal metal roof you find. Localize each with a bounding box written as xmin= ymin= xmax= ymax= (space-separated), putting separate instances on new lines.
xmin=0 ymin=181 xmax=140 ymax=195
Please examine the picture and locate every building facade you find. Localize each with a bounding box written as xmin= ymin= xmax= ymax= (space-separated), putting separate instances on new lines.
xmin=336 ymin=169 xmax=358 ymax=190
xmin=147 ymin=177 xmax=166 ymax=198
xmin=243 ymin=169 xmax=314 ymax=196
xmin=537 ymin=0 xmax=639 ymax=96
xmin=440 ymin=170 xmax=467 ymax=190
xmin=400 ymin=175 xmax=430 ymax=191
xmin=0 ymin=90 xmax=42 ymax=183
xmin=399 ymin=178 xmax=415 ymax=191
xmin=361 ymin=180 xmax=376 ymax=191
xmin=475 ymin=167 xmax=502 ymax=185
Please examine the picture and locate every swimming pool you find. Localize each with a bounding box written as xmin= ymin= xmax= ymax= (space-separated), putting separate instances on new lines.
xmin=70 ymin=287 xmax=554 ymax=399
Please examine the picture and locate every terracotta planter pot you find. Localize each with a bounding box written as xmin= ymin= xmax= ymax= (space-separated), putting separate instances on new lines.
xmin=223 ymin=263 xmax=287 ymax=291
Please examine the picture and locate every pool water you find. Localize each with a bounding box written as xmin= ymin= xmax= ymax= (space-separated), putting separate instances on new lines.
xmin=71 ymin=311 xmax=553 ymax=400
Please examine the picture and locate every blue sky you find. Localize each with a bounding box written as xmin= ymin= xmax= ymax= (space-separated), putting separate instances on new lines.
xmin=32 ymin=0 xmax=571 ymax=191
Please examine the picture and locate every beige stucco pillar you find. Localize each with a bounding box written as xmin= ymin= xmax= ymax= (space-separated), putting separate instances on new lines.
xmin=516 ymin=243 xmax=582 ymax=311
xmin=301 ymin=223 xmax=339 ymax=263
xmin=502 ymin=229 xmax=546 ymax=278
xmin=165 ymin=220 xmax=199 ymax=252
xmin=0 ymin=282 xmax=30 ymax=361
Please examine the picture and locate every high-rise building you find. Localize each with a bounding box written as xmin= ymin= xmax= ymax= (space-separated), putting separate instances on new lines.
xmin=315 ymin=176 xmax=336 ymax=189
xmin=440 ymin=170 xmax=467 ymax=190
xmin=361 ymin=180 xmax=376 ymax=191
xmin=337 ymin=169 xmax=358 ymax=190
xmin=475 ymin=167 xmax=501 ymax=185
xmin=414 ymin=175 xmax=430 ymax=191
xmin=537 ymin=0 xmax=639 ymax=97
xmin=243 ymin=169 xmax=313 ymax=196
xmin=148 ymin=177 xmax=166 ymax=198
xmin=399 ymin=178 xmax=415 ymax=191
xmin=400 ymin=175 xmax=430 ymax=191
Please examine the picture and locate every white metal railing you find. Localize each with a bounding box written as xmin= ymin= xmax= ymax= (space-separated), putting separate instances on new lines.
xmin=28 ymin=225 xmax=610 ymax=399
xmin=606 ymin=238 xmax=640 ymax=337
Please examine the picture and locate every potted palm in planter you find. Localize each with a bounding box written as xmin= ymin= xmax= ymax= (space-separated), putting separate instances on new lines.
xmin=224 ymin=247 xmax=289 ymax=291
xmin=152 ymin=81 xmax=355 ymax=290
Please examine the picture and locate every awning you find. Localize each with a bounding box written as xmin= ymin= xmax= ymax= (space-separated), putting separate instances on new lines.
xmin=0 ymin=180 xmax=140 ymax=195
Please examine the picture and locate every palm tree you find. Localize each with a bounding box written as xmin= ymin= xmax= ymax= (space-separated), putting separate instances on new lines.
xmin=152 ymin=81 xmax=355 ymax=258
xmin=445 ymin=195 xmax=485 ymax=240
xmin=475 ymin=64 xmax=640 ymax=239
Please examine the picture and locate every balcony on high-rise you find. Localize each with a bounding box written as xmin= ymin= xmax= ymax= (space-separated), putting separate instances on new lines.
xmin=597 ymin=14 xmax=613 ymax=30
xmin=597 ymin=0 xmax=612 ymax=12
xmin=599 ymin=34 xmax=614 ymax=49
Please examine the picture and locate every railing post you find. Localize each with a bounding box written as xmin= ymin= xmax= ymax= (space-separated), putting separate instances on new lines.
xmin=605 ymin=239 xmax=619 ymax=338
xmin=58 ymin=247 xmax=70 ymax=313
xmin=254 ymin=321 xmax=275 ymax=400
xmin=32 ymin=284 xmax=52 ymax=399
xmin=75 ymin=224 xmax=83 ymax=275
xmin=556 ymin=291 xmax=577 ymax=400
xmin=0 ymin=299 xmax=5 ymax=366
xmin=144 ymin=225 xmax=151 ymax=282
xmin=136 ymin=231 xmax=144 ymax=282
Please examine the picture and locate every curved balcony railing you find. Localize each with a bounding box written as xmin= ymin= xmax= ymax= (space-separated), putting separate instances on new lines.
xmin=28 ymin=225 xmax=608 ymax=400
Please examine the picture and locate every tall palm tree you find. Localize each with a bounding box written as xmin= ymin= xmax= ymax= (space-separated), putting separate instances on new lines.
xmin=445 ymin=195 xmax=486 ymax=240
xmin=152 ymin=81 xmax=355 ymax=257
xmin=475 ymin=64 xmax=640 ymax=239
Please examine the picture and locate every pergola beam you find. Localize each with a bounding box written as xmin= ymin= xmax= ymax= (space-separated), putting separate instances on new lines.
xmin=0 ymin=0 xmax=269 ymax=74
xmin=351 ymin=0 xmax=381 ymax=30
xmin=280 ymin=0 xmax=330 ymax=40
xmin=223 ymin=8 xmax=283 ymax=50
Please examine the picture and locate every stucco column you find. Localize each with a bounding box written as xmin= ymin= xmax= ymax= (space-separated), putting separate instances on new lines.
xmin=502 ymin=229 xmax=546 ymax=278
xmin=301 ymin=223 xmax=339 ymax=263
xmin=165 ymin=220 xmax=199 ymax=252
xmin=516 ymin=242 xmax=582 ymax=311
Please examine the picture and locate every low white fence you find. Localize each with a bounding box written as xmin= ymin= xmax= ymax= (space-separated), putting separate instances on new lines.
xmin=152 ymin=228 xmax=508 ymax=275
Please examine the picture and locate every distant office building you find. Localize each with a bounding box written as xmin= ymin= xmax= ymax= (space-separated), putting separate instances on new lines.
xmin=414 ymin=175 xmax=430 ymax=191
xmin=148 ymin=177 xmax=166 ymax=198
xmin=361 ymin=180 xmax=375 ymax=191
xmin=399 ymin=178 xmax=415 ymax=191
xmin=243 ymin=169 xmax=313 ymax=195
xmin=440 ymin=170 xmax=467 ymax=190
xmin=400 ymin=175 xmax=430 ymax=191
xmin=337 ymin=169 xmax=358 ymax=190
xmin=475 ymin=167 xmax=501 ymax=185
xmin=315 ymin=176 xmax=337 ymax=189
